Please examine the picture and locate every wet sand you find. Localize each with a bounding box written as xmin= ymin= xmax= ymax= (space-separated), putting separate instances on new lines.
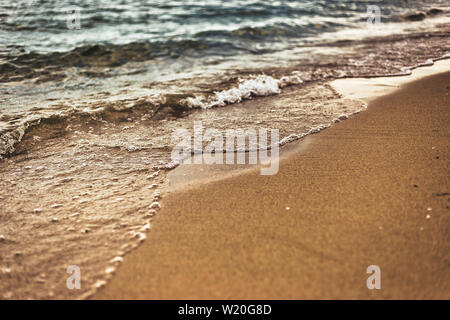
xmin=95 ymin=71 xmax=450 ymax=299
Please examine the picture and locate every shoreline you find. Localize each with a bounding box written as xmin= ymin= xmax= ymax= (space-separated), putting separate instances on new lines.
xmin=331 ymin=58 xmax=450 ymax=103
xmin=164 ymin=59 xmax=450 ymax=193
xmin=94 ymin=65 xmax=450 ymax=299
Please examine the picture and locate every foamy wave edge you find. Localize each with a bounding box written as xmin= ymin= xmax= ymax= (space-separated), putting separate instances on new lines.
xmin=184 ymin=73 xmax=303 ymax=109
xmin=0 ymin=73 xmax=303 ymax=160
xmin=1 ymin=54 xmax=449 ymax=160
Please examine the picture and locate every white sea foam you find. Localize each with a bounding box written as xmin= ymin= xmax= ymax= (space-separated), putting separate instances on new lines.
xmin=185 ymin=74 xmax=302 ymax=109
xmin=149 ymin=201 xmax=161 ymax=209
xmin=0 ymin=126 xmax=26 ymax=159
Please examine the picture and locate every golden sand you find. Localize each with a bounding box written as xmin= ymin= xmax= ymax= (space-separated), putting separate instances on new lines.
xmin=95 ymin=71 xmax=450 ymax=299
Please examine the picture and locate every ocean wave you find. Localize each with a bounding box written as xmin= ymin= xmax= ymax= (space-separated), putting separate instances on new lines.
xmin=0 ymin=73 xmax=304 ymax=158
xmin=0 ymin=39 xmax=245 ymax=83
xmin=185 ymin=74 xmax=302 ymax=109
xmin=2 ymin=51 xmax=450 ymax=160
xmin=0 ymin=94 xmax=164 ymax=159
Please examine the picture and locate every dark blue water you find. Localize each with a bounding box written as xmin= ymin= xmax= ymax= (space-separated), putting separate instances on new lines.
xmin=1 ymin=1 xmax=448 ymax=65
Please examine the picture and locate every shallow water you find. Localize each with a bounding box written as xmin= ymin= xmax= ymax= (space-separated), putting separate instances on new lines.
xmin=0 ymin=1 xmax=449 ymax=299
xmin=1 ymin=1 xmax=449 ymax=158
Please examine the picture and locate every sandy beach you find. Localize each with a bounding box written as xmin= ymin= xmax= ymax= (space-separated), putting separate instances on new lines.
xmin=2 ymin=1 xmax=450 ymax=303
xmin=93 ymin=67 xmax=450 ymax=299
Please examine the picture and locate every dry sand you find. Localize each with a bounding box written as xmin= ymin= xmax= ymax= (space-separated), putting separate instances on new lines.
xmin=94 ymin=69 xmax=450 ymax=299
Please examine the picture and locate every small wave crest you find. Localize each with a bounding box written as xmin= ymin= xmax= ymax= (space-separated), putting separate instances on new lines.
xmin=0 ymin=73 xmax=304 ymax=158
xmin=0 ymin=94 xmax=165 ymax=159
xmin=185 ymin=74 xmax=303 ymax=109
